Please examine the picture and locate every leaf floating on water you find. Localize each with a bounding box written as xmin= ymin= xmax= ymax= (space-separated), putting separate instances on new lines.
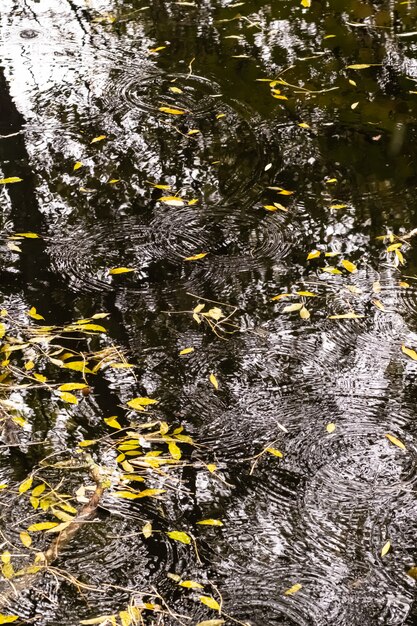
xmin=169 ymin=86 xmax=183 ymax=94
xmin=301 ymin=0 xmax=311 ymax=6
xmin=264 ymin=163 xmax=272 ymax=171
xmin=104 ymin=416 xmax=122 ymax=429
xmin=341 ymin=260 xmax=357 ymax=273
xmin=196 ymin=621 xmax=225 ymax=626
xmin=160 ymin=195 xmax=185 ymax=206
xmin=346 ymin=64 xmax=381 ymax=69
xmin=351 ymin=102 xmax=359 ymax=110
xmin=19 ymin=476 xmax=33 ymax=494
xmin=299 ymin=306 xmax=310 ymax=320
xmin=0 ymin=177 xmax=22 ymax=184
xmin=284 ymin=583 xmax=302 ymax=595
xmin=179 ymin=347 xmax=194 ymax=355
xmin=271 ymin=293 xmax=292 ymax=301
xmin=59 ymin=383 xmax=88 ymax=392
xmin=209 ymin=373 xmax=219 ymax=390
xmin=381 ymin=540 xmax=391 ymax=556
xmin=159 ymin=106 xmax=187 ymax=115
xmin=179 ymin=580 xmax=204 ymax=588
xmin=328 ymin=312 xmax=364 ymax=319
xmin=407 ymin=566 xmax=417 ymax=579
xmin=206 ymin=464 xmax=217 ymax=473
xmin=14 ymin=232 xmax=39 ymax=238
xmin=385 ymin=433 xmax=406 ymax=450
xmin=329 ymin=203 xmax=348 ymax=210
xmin=168 ymin=441 xmax=182 ymax=460
xmin=184 ymin=252 xmax=207 ymax=261
xmin=199 ymin=596 xmax=221 ymax=611
xmin=346 ymin=285 xmax=362 ymax=294
xmin=401 ymin=344 xmax=417 ymax=361
xmin=28 ymin=307 xmax=44 ymax=320
xmin=0 ymin=323 xmax=6 ymax=339
xmin=283 ymin=303 xmax=303 ymax=313
xmin=296 ymin=291 xmax=317 ymax=297
xmin=73 ymin=162 xmax=83 ymax=171
xmin=307 ymin=250 xmax=321 ymax=260
xmin=372 ymin=299 xmax=385 ymax=311
xmin=109 ymin=267 xmax=135 ymax=275
xmin=59 ymin=392 xmax=78 ymax=405
xmin=27 ymin=522 xmax=59 ymax=531
xmin=196 ymin=519 xmax=223 ymax=526
xmin=19 ymin=532 xmax=32 ymax=548
xmin=326 ymin=423 xmax=336 ymax=433
xmin=166 ymin=530 xmax=192 ymax=544
xmin=266 ymin=447 xmax=283 ymax=457
xmin=91 ymin=135 xmax=107 ymax=143
xmin=127 ymin=397 xmax=158 ymax=410
xmin=142 ymin=522 xmax=153 ymax=538
xmin=0 ymin=617 xmax=19 ymax=624
xmin=298 ymin=122 xmax=310 ymax=128
xmin=80 ymin=617 xmax=116 ymax=625
xmin=321 ymin=267 xmax=342 ymax=274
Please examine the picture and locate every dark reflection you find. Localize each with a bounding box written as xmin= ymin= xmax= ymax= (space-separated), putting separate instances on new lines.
xmin=1 ymin=0 xmax=417 ymax=624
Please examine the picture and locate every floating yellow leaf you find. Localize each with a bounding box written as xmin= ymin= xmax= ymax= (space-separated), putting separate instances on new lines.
xmin=385 ymin=433 xmax=406 ymax=450
xmin=59 ymin=383 xmax=88 ymax=392
xmin=401 ymin=345 xmax=417 ymax=361
xmin=188 ymin=129 xmax=200 ymax=135
xmin=19 ymin=476 xmax=33 ymax=494
xmin=179 ymin=347 xmax=194 ymax=355
xmin=166 ymin=530 xmax=191 ymax=544
xmin=284 ymin=583 xmax=302 ymax=595
xmin=179 ymin=580 xmax=204 ymax=589
xmin=59 ymin=392 xmax=78 ymax=404
xmin=207 ymin=464 xmax=217 ymax=473
xmin=264 ymin=205 xmax=279 ymax=212
xmin=14 ymin=232 xmax=39 ymax=238
xmin=0 ymin=616 xmax=18 ymax=623
xmin=200 ymin=596 xmax=221 ymax=612
xmin=329 ymin=204 xmax=348 ymax=210
xmin=159 ymin=107 xmax=187 ymax=115
xmin=400 ymin=281 xmax=410 ymax=288
xmin=283 ymin=303 xmax=303 ymax=313
xmin=386 ymin=243 xmax=402 ymax=252
xmin=407 ymin=566 xmax=417 ymax=579
xmin=160 ymin=195 xmax=185 ymax=206
xmin=91 ymin=135 xmax=107 ymax=143
xmin=31 ymin=483 xmax=46 ymax=497
xmin=62 ymin=361 xmax=93 ymax=373
xmin=113 ymin=490 xmax=142 ymax=500
xmin=196 ymin=519 xmax=223 ymax=526
xmin=264 ymin=448 xmax=282 ymax=459
xmin=104 ymin=416 xmax=122 ymax=429
xmin=346 ymin=285 xmax=362 ymax=294
xmin=0 ymin=177 xmax=22 ymax=184
xmin=296 ymin=291 xmax=317 ymax=297
xmin=73 ymin=162 xmax=83 ymax=171
xmin=372 ymin=299 xmax=385 ymax=311
xmin=168 ymin=441 xmax=182 ymax=460
xmin=299 ymin=306 xmax=310 ymax=320
xmin=209 ymin=373 xmax=219 ymax=389
xmin=321 ymin=267 xmax=342 ymax=274
xmin=326 ymin=423 xmax=336 ymax=433
xmin=169 ymin=86 xmax=183 ymax=94
xmin=301 ymin=0 xmax=311 ymax=6
xmin=346 ymin=64 xmax=380 ymax=69
xmin=28 ymin=307 xmax=44 ymax=320
xmin=298 ymin=122 xmax=310 ymax=128
xmin=341 ymin=260 xmax=357 ymax=273
xmin=196 ymin=621 xmax=225 ymax=626
xmin=19 ymin=532 xmax=32 ymax=548
xmin=80 ymin=617 xmax=116 ymax=625
xmin=307 ymin=250 xmax=321 ymax=260
xmin=351 ymin=102 xmax=359 ymax=110
xmin=109 ymin=267 xmax=135 ymax=275
xmin=27 ymin=522 xmax=59 ymax=532
xmin=184 ymin=252 xmax=207 ymax=261
xmin=381 ymin=541 xmax=391 ymax=556
xmin=0 ymin=323 xmax=5 ymax=339
xmin=127 ymin=397 xmax=158 ymax=410
xmin=142 ymin=522 xmax=153 ymax=538
xmin=78 ymin=440 xmax=97 ymax=447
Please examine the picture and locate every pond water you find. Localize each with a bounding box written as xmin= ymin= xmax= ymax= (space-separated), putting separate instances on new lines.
xmin=1 ymin=0 xmax=417 ymax=624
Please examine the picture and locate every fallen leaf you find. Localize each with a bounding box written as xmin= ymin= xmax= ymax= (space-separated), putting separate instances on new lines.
xmin=179 ymin=580 xmax=204 ymax=589
xmin=91 ymin=135 xmax=107 ymax=143
xmin=307 ymin=250 xmax=321 ymax=260
xmin=0 ymin=177 xmax=22 ymax=184
xmin=401 ymin=345 xmax=417 ymax=361
xmin=283 ymin=303 xmax=303 ymax=313
xmin=329 ymin=203 xmax=348 ymax=210
xmin=381 ymin=541 xmax=391 ymax=557
xmin=199 ymin=596 xmax=221 ymax=611
xmin=73 ymin=162 xmax=83 ymax=171
xmin=341 ymin=260 xmax=357 ymax=273
xmin=179 ymin=347 xmax=194 ymax=355
xmin=299 ymin=306 xmax=310 ymax=319
xmin=27 ymin=522 xmax=59 ymax=531
xmin=184 ymin=252 xmax=207 ymax=261
xmin=18 ymin=476 xmax=33 ymax=494
xmin=346 ymin=64 xmax=380 ymax=69
xmin=284 ymin=583 xmax=302 ymax=595
xmin=209 ymin=373 xmax=219 ymax=390
xmin=19 ymin=531 xmax=32 ymax=547
xmin=328 ymin=312 xmax=364 ymax=319
xmin=266 ymin=447 xmax=283 ymax=457
xmin=326 ymin=423 xmax=336 ymax=433
xmin=0 ymin=616 xmax=19 ymax=624
xmin=159 ymin=195 xmax=185 ymax=206
xmin=58 ymin=383 xmax=88 ymax=392
xmin=28 ymin=307 xmax=44 ymax=320
xmin=166 ymin=530 xmax=191 ymax=544
xmin=196 ymin=621 xmax=225 ymax=626
xmin=109 ymin=267 xmax=135 ymax=275
xmin=385 ymin=434 xmax=406 ymax=450
xmin=104 ymin=416 xmax=122 ymax=429
xmin=142 ymin=522 xmax=152 ymax=538
xmin=59 ymin=392 xmax=78 ymax=404
xmin=159 ymin=107 xmax=187 ymax=115
xmin=196 ymin=519 xmax=223 ymax=526
xmin=127 ymin=397 xmax=158 ymax=410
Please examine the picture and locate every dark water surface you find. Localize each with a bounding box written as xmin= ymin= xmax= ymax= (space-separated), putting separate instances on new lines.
xmin=1 ymin=0 xmax=417 ymax=624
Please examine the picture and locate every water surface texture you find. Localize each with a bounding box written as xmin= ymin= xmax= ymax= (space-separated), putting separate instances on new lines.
xmin=1 ymin=0 xmax=417 ymax=624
